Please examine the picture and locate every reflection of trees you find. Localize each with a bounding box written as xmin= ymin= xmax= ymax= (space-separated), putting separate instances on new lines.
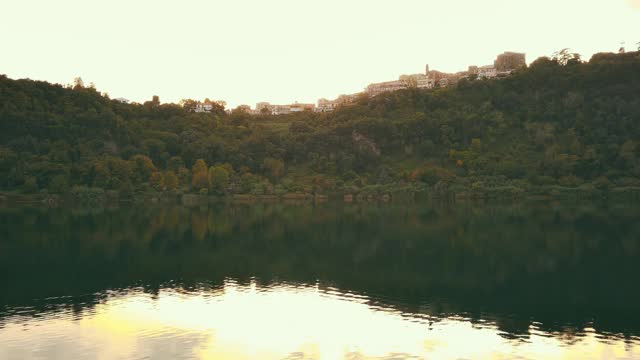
xmin=1 ymin=202 xmax=640 ymax=340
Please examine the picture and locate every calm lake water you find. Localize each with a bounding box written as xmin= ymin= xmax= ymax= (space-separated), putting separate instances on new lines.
xmin=1 ymin=202 xmax=640 ymax=359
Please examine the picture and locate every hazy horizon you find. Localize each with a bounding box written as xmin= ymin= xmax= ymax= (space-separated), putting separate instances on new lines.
xmin=2 ymin=0 xmax=639 ymax=108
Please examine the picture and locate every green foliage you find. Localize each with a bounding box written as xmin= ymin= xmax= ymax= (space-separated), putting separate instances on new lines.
xmin=208 ymin=166 xmax=230 ymax=195
xmin=23 ymin=176 xmax=38 ymax=194
xmin=162 ymin=171 xmax=179 ymax=191
xmin=262 ymin=157 xmax=285 ymax=182
xmin=48 ymin=174 xmax=69 ymax=194
xmin=191 ymin=159 xmax=209 ymax=190
xmin=1 ymin=50 xmax=640 ymax=197
xmin=119 ymin=180 xmax=134 ymax=199
xmin=70 ymin=185 xmax=105 ymax=202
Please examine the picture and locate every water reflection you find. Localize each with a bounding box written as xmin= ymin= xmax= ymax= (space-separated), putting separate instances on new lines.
xmin=1 ymin=202 xmax=640 ymax=359
xmin=1 ymin=281 xmax=639 ymax=360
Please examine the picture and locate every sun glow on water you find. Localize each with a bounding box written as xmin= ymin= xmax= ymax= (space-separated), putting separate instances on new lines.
xmin=1 ymin=280 xmax=638 ymax=360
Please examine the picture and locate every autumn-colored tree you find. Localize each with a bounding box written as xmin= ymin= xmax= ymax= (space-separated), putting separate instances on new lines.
xmin=162 ymin=171 xmax=179 ymax=191
xmin=150 ymin=171 xmax=163 ymax=190
xmin=192 ymin=159 xmax=209 ymax=190
xmin=131 ymin=155 xmax=157 ymax=183
xmin=192 ymin=159 xmax=207 ymax=176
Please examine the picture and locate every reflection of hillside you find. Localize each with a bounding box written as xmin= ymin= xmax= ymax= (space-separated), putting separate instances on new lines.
xmin=1 ymin=202 xmax=640 ymax=340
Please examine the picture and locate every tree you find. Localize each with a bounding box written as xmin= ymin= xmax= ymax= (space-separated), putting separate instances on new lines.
xmin=179 ymin=99 xmax=198 ymax=111
xmin=471 ymin=138 xmax=482 ymax=152
xmin=73 ymin=77 xmax=84 ymax=89
xmin=119 ymin=180 xmax=135 ymax=199
xmin=162 ymin=171 xmax=179 ymax=191
xmin=208 ymin=166 xmax=230 ymax=195
xmin=203 ymin=98 xmax=226 ymax=114
xmin=552 ymin=48 xmax=582 ymax=66
xmin=167 ymin=156 xmax=185 ymax=172
xmin=262 ymin=157 xmax=285 ymax=181
xmin=150 ymin=172 xmax=163 ymax=190
xmin=131 ymin=155 xmax=157 ymax=182
xmin=49 ymin=174 xmax=69 ymax=193
xmin=23 ymin=176 xmax=38 ymax=193
xmin=192 ymin=159 xmax=209 ymax=190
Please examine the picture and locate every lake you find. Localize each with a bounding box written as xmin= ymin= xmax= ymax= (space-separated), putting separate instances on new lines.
xmin=1 ymin=201 xmax=639 ymax=359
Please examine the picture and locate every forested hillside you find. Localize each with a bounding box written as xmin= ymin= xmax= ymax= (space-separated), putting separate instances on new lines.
xmin=1 ymin=51 xmax=640 ymax=200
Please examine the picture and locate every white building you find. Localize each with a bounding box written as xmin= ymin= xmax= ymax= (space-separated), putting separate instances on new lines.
xmin=194 ymin=103 xmax=214 ymax=113
xmin=255 ymin=102 xmax=315 ymax=115
xmin=316 ymin=98 xmax=337 ymax=112
xmin=289 ymin=102 xmax=315 ymax=112
xmin=400 ymin=74 xmax=435 ymax=89
xmin=315 ymin=94 xmax=361 ymax=112
xmin=367 ymin=69 xmax=436 ymax=97
xmin=477 ymin=65 xmax=497 ymax=79
xmin=366 ymin=80 xmax=406 ymax=96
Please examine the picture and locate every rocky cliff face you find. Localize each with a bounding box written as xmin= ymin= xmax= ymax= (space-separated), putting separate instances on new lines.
xmin=352 ymin=130 xmax=380 ymax=157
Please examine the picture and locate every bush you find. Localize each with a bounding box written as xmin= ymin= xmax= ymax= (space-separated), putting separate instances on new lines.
xmin=342 ymin=170 xmax=358 ymax=181
xmin=592 ymin=176 xmax=612 ymax=190
xmin=70 ymin=186 xmax=105 ymax=202
xmin=529 ymin=175 xmax=555 ymax=186
xmin=413 ymin=167 xmax=455 ymax=186
xmin=274 ymin=184 xmax=287 ymax=196
xmin=199 ymin=188 xmax=209 ymax=196
xmin=48 ymin=175 xmax=69 ymax=194
xmin=119 ymin=180 xmax=135 ymax=199
xmin=23 ymin=176 xmax=38 ymax=194
xmin=558 ymin=175 xmax=584 ymax=187
xmin=417 ymin=140 xmax=435 ymax=156
xmin=250 ymin=183 xmax=265 ymax=196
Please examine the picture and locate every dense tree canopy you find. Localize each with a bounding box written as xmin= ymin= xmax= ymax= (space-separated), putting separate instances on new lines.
xmin=1 ymin=50 xmax=640 ymax=198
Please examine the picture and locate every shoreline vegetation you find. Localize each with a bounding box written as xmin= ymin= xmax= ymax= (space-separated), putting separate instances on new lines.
xmin=3 ymin=184 xmax=640 ymax=208
xmin=1 ymin=50 xmax=640 ymax=204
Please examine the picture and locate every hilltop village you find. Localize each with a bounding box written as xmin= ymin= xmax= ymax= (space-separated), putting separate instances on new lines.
xmin=184 ymin=51 xmax=526 ymax=115
xmin=1 ymin=49 xmax=639 ymax=201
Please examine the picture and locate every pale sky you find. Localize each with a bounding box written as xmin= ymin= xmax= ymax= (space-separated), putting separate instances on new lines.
xmin=1 ymin=0 xmax=639 ymax=108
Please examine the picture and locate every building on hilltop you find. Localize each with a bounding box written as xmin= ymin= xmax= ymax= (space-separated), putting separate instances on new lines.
xmin=399 ymin=74 xmax=435 ymax=89
xmin=243 ymin=51 xmax=528 ymax=113
xmin=494 ymin=52 xmax=526 ymax=72
xmin=366 ymin=80 xmax=406 ymax=96
xmin=477 ymin=65 xmax=497 ymax=79
xmin=366 ymin=69 xmax=436 ymax=97
xmin=463 ymin=51 xmax=526 ymax=80
xmin=316 ymin=98 xmax=337 ymax=112
xmin=255 ymin=101 xmax=315 ymax=115
xmin=255 ymin=102 xmax=272 ymax=114
xmin=315 ymin=93 xmax=361 ymax=112
xmin=183 ymin=99 xmax=226 ymax=113
xmin=290 ymin=102 xmax=315 ymax=112
xmin=194 ymin=103 xmax=214 ymax=112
